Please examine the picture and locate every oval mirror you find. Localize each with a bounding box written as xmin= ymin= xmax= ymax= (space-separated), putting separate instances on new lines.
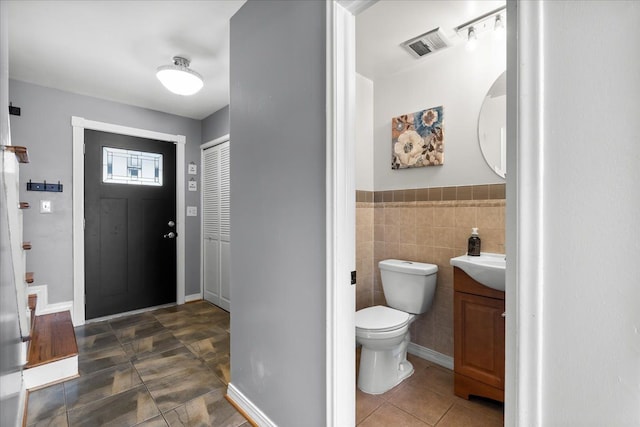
xmin=478 ymin=71 xmax=506 ymax=178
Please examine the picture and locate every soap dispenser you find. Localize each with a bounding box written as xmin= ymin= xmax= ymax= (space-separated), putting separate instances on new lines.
xmin=468 ymin=227 xmax=481 ymax=256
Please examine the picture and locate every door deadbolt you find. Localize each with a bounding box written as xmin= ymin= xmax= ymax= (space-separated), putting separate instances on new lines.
xmin=168 ymin=220 xmax=175 ymax=227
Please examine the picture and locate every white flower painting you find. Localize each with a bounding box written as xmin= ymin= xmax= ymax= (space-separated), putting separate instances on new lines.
xmin=391 ymin=106 xmax=444 ymax=169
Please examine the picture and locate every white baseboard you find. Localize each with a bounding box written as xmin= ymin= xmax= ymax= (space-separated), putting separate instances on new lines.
xmin=23 ymin=355 xmax=78 ymax=390
xmin=227 ymin=382 xmax=277 ymax=427
xmin=28 ymin=285 xmax=73 ymax=317
xmin=408 ymin=342 xmax=454 ymax=371
xmin=85 ymin=302 xmax=175 ymax=324
xmin=185 ymin=293 xmax=203 ymax=303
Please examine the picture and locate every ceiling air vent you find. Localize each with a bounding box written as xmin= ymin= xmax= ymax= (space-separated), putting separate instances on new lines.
xmin=402 ymin=27 xmax=451 ymax=58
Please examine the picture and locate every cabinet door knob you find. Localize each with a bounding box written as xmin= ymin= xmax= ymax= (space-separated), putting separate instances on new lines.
xmin=501 ymin=312 xmax=506 ymax=318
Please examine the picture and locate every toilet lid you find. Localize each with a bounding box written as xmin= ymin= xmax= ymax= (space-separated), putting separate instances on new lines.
xmin=355 ymin=306 xmax=411 ymax=332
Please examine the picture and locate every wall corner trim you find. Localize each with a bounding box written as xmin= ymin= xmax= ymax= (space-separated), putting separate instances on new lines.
xmin=226 ymin=383 xmax=277 ymax=427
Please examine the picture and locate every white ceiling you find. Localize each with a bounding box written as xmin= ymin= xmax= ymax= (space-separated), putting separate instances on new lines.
xmin=8 ymin=0 xmax=245 ymax=120
xmin=356 ymin=0 xmax=505 ymax=80
xmin=7 ymin=0 xmax=504 ymax=121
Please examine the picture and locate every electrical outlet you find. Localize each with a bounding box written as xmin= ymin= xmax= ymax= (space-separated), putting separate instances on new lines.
xmin=40 ymin=200 xmax=52 ymax=213
xmin=186 ymin=206 xmax=197 ymax=217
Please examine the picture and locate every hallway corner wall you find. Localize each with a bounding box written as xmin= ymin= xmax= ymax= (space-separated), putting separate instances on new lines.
xmin=229 ymin=0 xmax=327 ymax=425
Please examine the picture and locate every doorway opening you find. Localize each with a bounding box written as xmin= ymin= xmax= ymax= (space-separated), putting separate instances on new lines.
xmin=71 ymin=117 xmax=186 ymax=326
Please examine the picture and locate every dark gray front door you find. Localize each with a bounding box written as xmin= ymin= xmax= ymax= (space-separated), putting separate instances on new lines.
xmin=84 ymin=130 xmax=176 ymax=319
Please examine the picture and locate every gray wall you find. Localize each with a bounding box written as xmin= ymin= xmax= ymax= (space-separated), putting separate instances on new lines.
xmin=372 ymin=24 xmax=505 ymax=190
xmin=9 ymin=80 xmax=203 ymax=302
xmin=526 ymin=1 xmax=640 ymax=424
xmin=229 ymin=1 xmax=326 ymax=425
xmin=202 ymin=105 xmax=230 ymax=142
xmin=1 ymin=2 xmax=24 ymax=424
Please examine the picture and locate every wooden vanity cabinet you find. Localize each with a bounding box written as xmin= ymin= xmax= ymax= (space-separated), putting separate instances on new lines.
xmin=453 ymin=266 xmax=505 ymax=402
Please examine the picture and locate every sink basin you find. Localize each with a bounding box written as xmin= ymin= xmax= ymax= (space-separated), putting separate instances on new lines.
xmin=450 ymin=253 xmax=505 ymax=291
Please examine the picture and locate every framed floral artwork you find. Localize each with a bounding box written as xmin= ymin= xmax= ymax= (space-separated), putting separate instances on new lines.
xmin=391 ymin=106 xmax=444 ymax=169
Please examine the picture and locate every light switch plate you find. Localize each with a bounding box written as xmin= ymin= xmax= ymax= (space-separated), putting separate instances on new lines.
xmin=186 ymin=206 xmax=197 ymax=217
xmin=40 ymin=200 xmax=52 ymax=213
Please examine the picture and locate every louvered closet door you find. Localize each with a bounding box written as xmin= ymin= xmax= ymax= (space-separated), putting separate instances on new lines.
xmin=218 ymin=142 xmax=231 ymax=309
xmin=203 ymin=141 xmax=230 ymax=311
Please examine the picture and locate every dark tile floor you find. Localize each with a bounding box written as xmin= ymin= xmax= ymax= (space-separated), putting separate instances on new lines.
xmin=27 ymin=301 xmax=503 ymax=426
xmin=26 ymin=301 xmax=248 ymax=427
xmin=355 ymin=351 xmax=504 ymax=426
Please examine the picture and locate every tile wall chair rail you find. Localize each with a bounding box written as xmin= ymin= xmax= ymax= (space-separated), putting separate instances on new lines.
xmin=356 ymin=183 xmax=506 ymax=203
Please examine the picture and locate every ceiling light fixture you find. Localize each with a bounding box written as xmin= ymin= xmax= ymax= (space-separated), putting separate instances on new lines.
xmin=156 ymin=56 xmax=203 ymax=96
xmin=494 ymin=14 xmax=505 ymax=40
xmin=455 ymin=6 xmax=506 ymax=49
xmin=494 ymin=14 xmax=505 ymax=32
xmin=466 ymin=27 xmax=477 ymax=51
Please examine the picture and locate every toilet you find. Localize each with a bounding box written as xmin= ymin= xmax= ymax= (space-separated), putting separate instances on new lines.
xmin=356 ymin=259 xmax=438 ymax=394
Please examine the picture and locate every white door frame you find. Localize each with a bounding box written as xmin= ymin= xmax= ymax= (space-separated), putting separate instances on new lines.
xmin=71 ymin=116 xmax=186 ymax=326
xmin=199 ymin=134 xmax=230 ymax=304
xmin=327 ymin=1 xmax=533 ymax=425
xmin=506 ymin=1 xmax=541 ymax=425
xmin=326 ymin=1 xmax=356 ymax=425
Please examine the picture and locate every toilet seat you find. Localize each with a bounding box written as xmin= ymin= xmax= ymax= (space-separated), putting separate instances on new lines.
xmin=355 ymin=305 xmax=411 ymax=333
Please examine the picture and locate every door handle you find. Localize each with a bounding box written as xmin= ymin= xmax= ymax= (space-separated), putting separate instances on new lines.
xmin=163 ymin=231 xmax=177 ymax=239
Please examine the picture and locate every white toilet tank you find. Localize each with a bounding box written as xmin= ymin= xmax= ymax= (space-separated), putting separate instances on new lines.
xmin=379 ymin=259 xmax=438 ymax=314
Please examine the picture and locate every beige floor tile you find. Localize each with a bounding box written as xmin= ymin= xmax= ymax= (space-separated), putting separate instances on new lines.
xmin=436 ymin=403 xmax=503 ymax=427
xmin=387 ymin=382 xmax=454 ymax=425
xmin=406 ymin=365 xmax=457 ymax=399
xmin=356 ymin=354 xmax=503 ymax=427
xmin=455 ymin=396 xmax=504 ymax=422
xmin=356 ymin=388 xmax=384 ymax=424
xmin=406 ymin=353 xmax=432 ymax=372
xmin=359 ymin=403 xmax=429 ymax=427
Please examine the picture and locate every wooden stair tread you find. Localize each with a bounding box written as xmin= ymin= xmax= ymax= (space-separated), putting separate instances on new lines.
xmin=26 ymin=311 xmax=78 ymax=369
xmin=28 ymin=294 xmax=37 ymax=312
xmin=19 ymin=202 xmax=30 ymax=209
xmin=25 ymin=272 xmax=34 ymax=283
xmin=2 ymin=145 xmax=30 ymax=163
xmin=23 ymin=241 xmax=32 ymax=250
